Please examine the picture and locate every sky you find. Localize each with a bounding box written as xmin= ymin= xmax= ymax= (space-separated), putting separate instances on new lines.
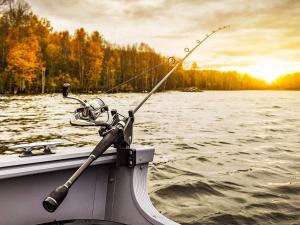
xmin=27 ymin=0 xmax=300 ymax=82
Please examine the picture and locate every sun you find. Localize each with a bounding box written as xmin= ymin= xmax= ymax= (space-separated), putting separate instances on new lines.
xmin=246 ymin=60 xmax=287 ymax=83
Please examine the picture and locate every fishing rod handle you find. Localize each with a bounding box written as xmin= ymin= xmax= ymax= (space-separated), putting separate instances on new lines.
xmin=43 ymin=155 xmax=94 ymax=212
xmin=43 ymin=126 xmax=121 ymax=213
xmin=91 ymin=126 xmax=120 ymax=158
xmin=43 ymin=185 xmax=69 ymax=212
xmin=64 ymin=127 xmax=120 ymax=186
xmin=64 ymin=127 xmax=121 ymax=187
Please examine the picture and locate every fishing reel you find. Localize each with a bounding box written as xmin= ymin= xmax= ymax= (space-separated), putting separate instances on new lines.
xmin=62 ymin=83 xmax=109 ymax=126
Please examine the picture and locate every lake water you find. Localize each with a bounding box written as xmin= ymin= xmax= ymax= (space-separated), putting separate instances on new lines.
xmin=0 ymin=91 xmax=299 ymax=225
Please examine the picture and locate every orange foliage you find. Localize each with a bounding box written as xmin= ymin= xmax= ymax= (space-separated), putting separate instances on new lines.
xmin=0 ymin=1 xmax=299 ymax=93
xmin=85 ymin=31 xmax=103 ymax=90
xmin=7 ymin=32 xmax=42 ymax=85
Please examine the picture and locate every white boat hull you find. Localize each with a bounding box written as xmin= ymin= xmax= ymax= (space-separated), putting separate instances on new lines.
xmin=0 ymin=146 xmax=179 ymax=225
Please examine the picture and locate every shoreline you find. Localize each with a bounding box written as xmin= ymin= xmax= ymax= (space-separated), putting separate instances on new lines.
xmin=0 ymin=89 xmax=299 ymax=96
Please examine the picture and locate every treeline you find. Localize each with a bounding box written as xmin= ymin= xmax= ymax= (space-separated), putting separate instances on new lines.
xmin=0 ymin=0 xmax=298 ymax=94
xmin=272 ymin=73 xmax=300 ymax=90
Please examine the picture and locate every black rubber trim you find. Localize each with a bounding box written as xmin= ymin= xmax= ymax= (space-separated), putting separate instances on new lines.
xmin=38 ymin=219 xmax=127 ymax=225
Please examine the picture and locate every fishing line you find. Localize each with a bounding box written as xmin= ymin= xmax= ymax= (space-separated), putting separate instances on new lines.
xmin=104 ymin=49 xmax=186 ymax=93
xmin=104 ymin=61 xmax=165 ymax=93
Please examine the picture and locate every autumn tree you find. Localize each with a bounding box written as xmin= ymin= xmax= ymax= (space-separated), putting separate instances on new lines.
xmin=85 ymin=31 xmax=103 ymax=91
xmin=272 ymin=73 xmax=300 ymax=90
xmin=1 ymin=0 xmax=45 ymax=92
xmin=102 ymin=47 xmax=120 ymax=91
xmin=71 ymin=28 xmax=87 ymax=90
xmin=7 ymin=32 xmax=42 ymax=91
xmin=0 ymin=0 xmax=296 ymax=94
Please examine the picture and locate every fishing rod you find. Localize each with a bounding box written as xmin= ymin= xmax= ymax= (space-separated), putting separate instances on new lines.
xmin=42 ymin=25 xmax=229 ymax=213
xmin=133 ymin=25 xmax=230 ymax=114
xmin=61 ymin=26 xmax=230 ymax=126
xmin=106 ymin=26 xmax=229 ymax=94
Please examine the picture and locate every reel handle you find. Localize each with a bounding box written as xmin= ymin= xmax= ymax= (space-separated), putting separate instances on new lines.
xmin=62 ymin=83 xmax=70 ymax=98
xmin=62 ymin=83 xmax=87 ymax=106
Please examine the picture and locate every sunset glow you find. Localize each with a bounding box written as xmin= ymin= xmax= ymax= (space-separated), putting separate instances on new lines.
xmin=26 ymin=0 xmax=300 ymax=81
xmin=244 ymin=60 xmax=290 ymax=83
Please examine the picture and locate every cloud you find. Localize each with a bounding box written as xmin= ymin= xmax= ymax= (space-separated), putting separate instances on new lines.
xmin=26 ymin=0 xmax=300 ymax=74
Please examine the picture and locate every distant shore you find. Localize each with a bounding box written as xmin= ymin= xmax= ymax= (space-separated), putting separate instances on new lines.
xmin=1 ymin=1 xmax=299 ymax=95
xmin=1 ymin=88 xmax=300 ymax=97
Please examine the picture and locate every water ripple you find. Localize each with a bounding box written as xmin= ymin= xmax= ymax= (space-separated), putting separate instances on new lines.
xmin=1 ymin=91 xmax=300 ymax=224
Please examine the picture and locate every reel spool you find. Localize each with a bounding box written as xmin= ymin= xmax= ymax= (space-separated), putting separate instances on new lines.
xmin=63 ymin=83 xmax=109 ymax=126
